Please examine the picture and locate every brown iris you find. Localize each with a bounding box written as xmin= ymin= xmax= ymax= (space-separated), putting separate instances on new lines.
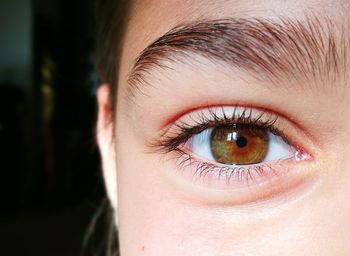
xmin=210 ymin=125 xmax=269 ymax=165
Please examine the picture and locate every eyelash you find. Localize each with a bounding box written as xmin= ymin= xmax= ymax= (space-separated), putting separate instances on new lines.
xmin=152 ymin=107 xmax=294 ymax=185
xmin=156 ymin=107 xmax=285 ymax=151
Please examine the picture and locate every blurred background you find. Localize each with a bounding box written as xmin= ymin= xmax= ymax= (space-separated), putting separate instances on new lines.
xmin=0 ymin=0 xmax=108 ymax=255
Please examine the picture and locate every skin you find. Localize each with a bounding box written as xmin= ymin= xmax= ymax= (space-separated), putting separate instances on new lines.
xmin=97 ymin=0 xmax=350 ymax=255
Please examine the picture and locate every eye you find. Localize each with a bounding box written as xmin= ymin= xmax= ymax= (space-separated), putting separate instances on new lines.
xmin=154 ymin=106 xmax=311 ymax=191
xmin=186 ymin=124 xmax=293 ymax=166
xmin=152 ymin=106 xmax=314 ymax=204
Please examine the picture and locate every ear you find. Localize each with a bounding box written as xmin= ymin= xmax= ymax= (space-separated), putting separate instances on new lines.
xmin=96 ymin=84 xmax=118 ymax=214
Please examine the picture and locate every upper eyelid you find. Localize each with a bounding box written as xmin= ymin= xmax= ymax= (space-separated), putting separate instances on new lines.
xmin=174 ymin=107 xmax=279 ymax=130
xmin=153 ymin=107 xmax=286 ymax=153
xmin=175 ymin=116 xmax=280 ymax=139
xmin=155 ymin=103 xmax=318 ymax=150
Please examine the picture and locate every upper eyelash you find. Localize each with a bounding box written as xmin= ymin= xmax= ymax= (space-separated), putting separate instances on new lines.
xmin=153 ymin=106 xmax=283 ymax=153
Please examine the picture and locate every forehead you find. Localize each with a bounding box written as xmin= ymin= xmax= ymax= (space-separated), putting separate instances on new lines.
xmin=120 ymin=0 xmax=349 ymax=74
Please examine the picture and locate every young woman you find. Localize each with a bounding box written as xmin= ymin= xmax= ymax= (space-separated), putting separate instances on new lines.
xmin=96 ymin=0 xmax=350 ymax=255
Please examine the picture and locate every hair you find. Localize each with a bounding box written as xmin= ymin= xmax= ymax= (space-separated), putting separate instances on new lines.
xmin=95 ymin=0 xmax=132 ymax=114
xmin=89 ymin=1 xmax=132 ymax=255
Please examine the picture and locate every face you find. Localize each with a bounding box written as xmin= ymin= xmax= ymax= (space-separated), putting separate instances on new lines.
xmin=97 ymin=0 xmax=350 ymax=255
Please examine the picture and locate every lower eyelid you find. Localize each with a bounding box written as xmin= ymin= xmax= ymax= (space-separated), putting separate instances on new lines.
xmin=165 ymin=151 xmax=317 ymax=206
xmin=174 ymin=150 xmax=292 ymax=189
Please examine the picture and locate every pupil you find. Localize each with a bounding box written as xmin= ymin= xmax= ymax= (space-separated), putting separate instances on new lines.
xmin=236 ymin=136 xmax=247 ymax=148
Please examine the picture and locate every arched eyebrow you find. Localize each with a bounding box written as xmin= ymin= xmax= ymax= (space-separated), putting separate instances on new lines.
xmin=127 ymin=16 xmax=349 ymax=97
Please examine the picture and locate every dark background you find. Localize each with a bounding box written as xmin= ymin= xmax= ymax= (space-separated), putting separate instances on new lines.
xmin=0 ymin=0 xmax=108 ymax=255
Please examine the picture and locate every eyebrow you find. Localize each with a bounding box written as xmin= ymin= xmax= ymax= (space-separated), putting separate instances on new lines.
xmin=127 ymin=16 xmax=349 ymax=97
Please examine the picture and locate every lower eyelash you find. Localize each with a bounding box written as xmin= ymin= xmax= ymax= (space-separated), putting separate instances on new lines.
xmin=174 ymin=150 xmax=282 ymax=186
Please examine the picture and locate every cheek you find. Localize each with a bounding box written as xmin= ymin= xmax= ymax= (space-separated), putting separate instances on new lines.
xmin=116 ymin=136 xmax=206 ymax=255
xmin=115 ymin=126 xmax=350 ymax=256
xmin=116 ymin=128 xmax=235 ymax=255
